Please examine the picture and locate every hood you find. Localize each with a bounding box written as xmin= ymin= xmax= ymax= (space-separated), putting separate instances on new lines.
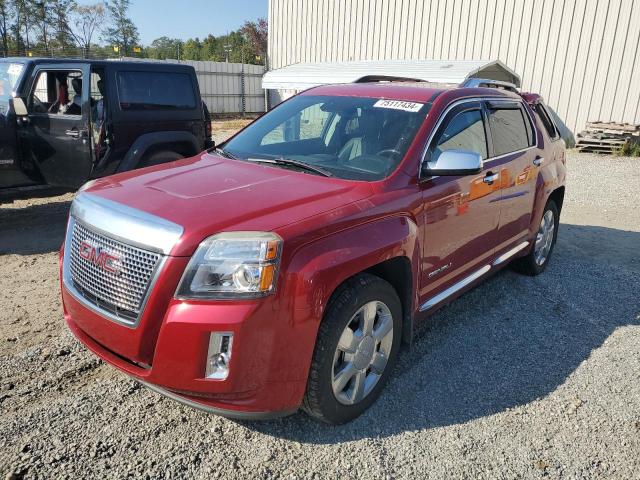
xmin=84 ymin=152 xmax=373 ymax=256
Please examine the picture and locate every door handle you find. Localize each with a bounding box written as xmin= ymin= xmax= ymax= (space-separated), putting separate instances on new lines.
xmin=533 ymin=156 xmax=544 ymax=166
xmin=483 ymin=172 xmax=500 ymax=184
xmin=65 ymin=129 xmax=88 ymax=139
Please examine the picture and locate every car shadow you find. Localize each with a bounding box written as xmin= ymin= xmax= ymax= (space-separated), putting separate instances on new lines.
xmin=0 ymin=197 xmax=72 ymax=256
xmin=244 ymin=223 xmax=640 ymax=442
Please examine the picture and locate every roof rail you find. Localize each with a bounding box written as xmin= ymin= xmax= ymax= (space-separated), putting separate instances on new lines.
xmin=461 ymin=78 xmax=518 ymax=92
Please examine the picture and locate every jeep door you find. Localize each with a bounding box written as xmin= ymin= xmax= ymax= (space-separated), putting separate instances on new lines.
xmin=0 ymin=61 xmax=35 ymax=188
xmin=419 ymin=101 xmax=502 ymax=303
xmin=16 ymin=64 xmax=93 ymax=188
xmin=484 ymin=100 xmax=538 ymax=251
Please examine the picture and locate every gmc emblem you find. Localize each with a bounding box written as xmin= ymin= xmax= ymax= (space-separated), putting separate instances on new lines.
xmin=78 ymin=241 xmax=121 ymax=274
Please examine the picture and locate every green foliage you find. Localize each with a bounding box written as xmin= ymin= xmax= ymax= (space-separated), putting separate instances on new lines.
xmin=617 ymin=141 xmax=640 ymax=157
xmin=101 ymin=0 xmax=138 ymax=56
xmin=0 ymin=1 xmax=265 ymax=64
xmin=145 ymin=26 xmax=266 ymax=65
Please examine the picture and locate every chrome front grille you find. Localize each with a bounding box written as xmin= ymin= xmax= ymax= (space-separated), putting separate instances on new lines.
xmin=67 ymin=220 xmax=162 ymax=324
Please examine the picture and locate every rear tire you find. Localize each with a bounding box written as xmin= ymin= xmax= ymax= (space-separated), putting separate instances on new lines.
xmin=512 ymin=200 xmax=559 ymax=276
xmin=302 ymin=273 xmax=402 ymax=424
xmin=140 ymin=150 xmax=184 ymax=168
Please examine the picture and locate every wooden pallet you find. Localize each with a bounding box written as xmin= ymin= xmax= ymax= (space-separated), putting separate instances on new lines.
xmin=585 ymin=122 xmax=640 ymax=133
xmin=575 ymin=137 xmax=628 ymax=154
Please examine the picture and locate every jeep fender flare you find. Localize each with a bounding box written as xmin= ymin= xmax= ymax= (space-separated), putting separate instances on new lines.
xmin=117 ymin=131 xmax=200 ymax=172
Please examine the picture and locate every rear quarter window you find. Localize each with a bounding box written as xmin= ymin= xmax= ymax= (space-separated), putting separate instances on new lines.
xmin=488 ymin=106 xmax=533 ymax=156
xmin=533 ymin=103 xmax=559 ymax=139
xmin=116 ymin=71 xmax=196 ymax=111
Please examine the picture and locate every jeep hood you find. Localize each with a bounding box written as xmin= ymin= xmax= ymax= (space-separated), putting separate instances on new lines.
xmin=83 ymin=153 xmax=373 ymax=256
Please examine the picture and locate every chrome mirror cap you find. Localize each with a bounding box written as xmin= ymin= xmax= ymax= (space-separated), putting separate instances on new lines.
xmin=422 ymin=149 xmax=483 ymax=177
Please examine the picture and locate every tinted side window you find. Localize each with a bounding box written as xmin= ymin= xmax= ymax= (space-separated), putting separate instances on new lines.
xmin=488 ymin=107 xmax=531 ymax=156
xmin=116 ymin=71 xmax=196 ymax=110
xmin=534 ymin=103 xmax=558 ymax=139
xmin=431 ymin=109 xmax=488 ymax=161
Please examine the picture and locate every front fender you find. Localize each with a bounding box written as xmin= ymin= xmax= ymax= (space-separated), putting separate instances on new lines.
xmin=284 ymin=215 xmax=420 ymax=323
xmin=262 ymin=215 xmax=419 ymax=390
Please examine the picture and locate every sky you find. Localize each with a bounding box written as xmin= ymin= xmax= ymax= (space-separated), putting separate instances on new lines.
xmin=79 ymin=0 xmax=268 ymax=46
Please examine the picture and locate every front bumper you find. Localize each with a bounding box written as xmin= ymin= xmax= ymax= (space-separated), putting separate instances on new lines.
xmin=61 ymin=272 xmax=319 ymax=418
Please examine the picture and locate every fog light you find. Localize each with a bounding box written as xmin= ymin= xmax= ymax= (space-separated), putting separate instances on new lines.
xmin=205 ymin=333 xmax=233 ymax=380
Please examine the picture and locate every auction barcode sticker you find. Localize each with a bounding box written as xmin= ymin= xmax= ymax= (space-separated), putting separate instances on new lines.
xmin=373 ymin=99 xmax=424 ymax=112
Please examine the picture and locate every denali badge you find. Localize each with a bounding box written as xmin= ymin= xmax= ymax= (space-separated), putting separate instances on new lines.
xmin=428 ymin=262 xmax=452 ymax=278
xmin=78 ymin=241 xmax=121 ymax=274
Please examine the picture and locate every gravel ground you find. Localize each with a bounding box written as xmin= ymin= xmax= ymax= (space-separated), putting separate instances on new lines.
xmin=1 ymin=151 xmax=639 ymax=479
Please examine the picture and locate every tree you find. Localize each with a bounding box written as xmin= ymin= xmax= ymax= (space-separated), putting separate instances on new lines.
xmin=102 ymin=0 xmax=137 ymax=56
xmin=71 ymin=2 xmax=104 ymax=55
xmin=50 ymin=0 xmax=76 ymax=51
xmin=30 ymin=0 xmax=53 ymax=53
xmin=242 ymin=17 xmax=267 ymax=59
xmin=0 ymin=0 xmax=9 ymax=56
xmin=12 ymin=0 xmax=32 ymax=51
xmin=146 ymin=35 xmax=182 ymax=59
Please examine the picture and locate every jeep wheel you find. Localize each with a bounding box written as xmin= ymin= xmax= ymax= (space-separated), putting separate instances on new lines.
xmin=512 ymin=200 xmax=559 ymax=276
xmin=140 ymin=150 xmax=184 ymax=168
xmin=303 ymin=273 xmax=402 ymax=424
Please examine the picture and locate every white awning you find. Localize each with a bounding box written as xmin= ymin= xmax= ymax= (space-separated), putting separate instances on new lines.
xmin=262 ymin=59 xmax=520 ymax=90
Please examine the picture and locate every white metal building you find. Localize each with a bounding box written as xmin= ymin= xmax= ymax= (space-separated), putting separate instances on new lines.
xmin=267 ymin=0 xmax=640 ymax=133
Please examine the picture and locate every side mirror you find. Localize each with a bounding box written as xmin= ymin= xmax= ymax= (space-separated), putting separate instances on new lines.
xmin=422 ymin=149 xmax=483 ymax=177
xmin=12 ymin=97 xmax=28 ymax=116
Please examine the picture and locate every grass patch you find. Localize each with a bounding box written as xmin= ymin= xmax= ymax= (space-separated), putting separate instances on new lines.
xmin=616 ymin=140 xmax=640 ymax=157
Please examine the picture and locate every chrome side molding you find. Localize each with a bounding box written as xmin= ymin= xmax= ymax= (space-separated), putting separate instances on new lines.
xmin=419 ymin=265 xmax=491 ymax=312
xmin=492 ymin=241 xmax=529 ymax=266
xmin=420 ymin=241 xmax=531 ymax=312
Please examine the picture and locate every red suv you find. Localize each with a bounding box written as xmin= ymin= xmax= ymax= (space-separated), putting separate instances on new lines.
xmin=60 ymin=81 xmax=566 ymax=424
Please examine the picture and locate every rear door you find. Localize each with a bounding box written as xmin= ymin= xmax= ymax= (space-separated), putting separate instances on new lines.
xmin=485 ymin=99 xmax=538 ymax=252
xmin=17 ymin=63 xmax=93 ymax=188
xmin=419 ymin=100 xmax=502 ymax=302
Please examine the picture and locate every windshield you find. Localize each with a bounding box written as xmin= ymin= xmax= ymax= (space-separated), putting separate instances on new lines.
xmin=223 ymin=95 xmax=431 ymax=181
xmin=0 ymin=62 xmax=24 ymax=102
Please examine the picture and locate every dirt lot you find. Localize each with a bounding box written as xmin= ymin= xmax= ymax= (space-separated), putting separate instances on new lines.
xmin=1 ymin=149 xmax=639 ymax=479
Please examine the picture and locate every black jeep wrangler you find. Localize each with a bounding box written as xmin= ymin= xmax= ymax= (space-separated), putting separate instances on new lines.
xmin=0 ymin=58 xmax=213 ymax=189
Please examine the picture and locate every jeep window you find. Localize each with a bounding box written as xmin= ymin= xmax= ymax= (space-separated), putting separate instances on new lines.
xmin=117 ymin=71 xmax=196 ymax=110
xmin=430 ymin=109 xmax=488 ymax=162
xmin=488 ymin=106 xmax=532 ymax=156
xmin=533 ymin=103 xmax=559 ymax=139
xmin=224 ymin=95 xmax=431 ymax=181
xmin=28 ymin=70 xmax=83 ymax=116
xmin=0 ymin=62 xmax=23 ymax=102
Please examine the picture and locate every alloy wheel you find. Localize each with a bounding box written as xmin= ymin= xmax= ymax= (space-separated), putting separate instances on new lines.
xmin=331 ymin=300 xmax=394 ymax=405
xmin=534 ymin=210 xmax=555 ymax=266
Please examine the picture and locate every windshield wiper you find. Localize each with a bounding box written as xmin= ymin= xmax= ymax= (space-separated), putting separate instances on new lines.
xmin=246 ymin=157 xmax=333 ymax=177
xmin=214 ymin=147 xmax=237 ymax=159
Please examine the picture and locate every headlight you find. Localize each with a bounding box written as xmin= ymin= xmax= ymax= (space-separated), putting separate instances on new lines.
xmin=176 ymin=232 xmax=282 ymax=299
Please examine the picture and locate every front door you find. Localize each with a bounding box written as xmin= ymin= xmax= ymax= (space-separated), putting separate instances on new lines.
xmin=419 ymin=101 xmax=502 ymax=303
xmin=17 ymin=64 xmax=93 ymax=188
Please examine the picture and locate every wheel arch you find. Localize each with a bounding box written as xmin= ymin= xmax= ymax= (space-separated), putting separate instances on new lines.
xmin=548 ymin=185 xmax=565 ymax=213
xmin=285 ymin=215 xmax=420 ymax=346
xmin=116 ymin=131 xmax=201 ymax=172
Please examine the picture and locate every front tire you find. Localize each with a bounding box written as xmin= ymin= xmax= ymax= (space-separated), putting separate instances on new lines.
xmin=512 ymin=200 xmax=559 ymax=276
xmin=302 ymin=273 xmax=402 ymax=424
